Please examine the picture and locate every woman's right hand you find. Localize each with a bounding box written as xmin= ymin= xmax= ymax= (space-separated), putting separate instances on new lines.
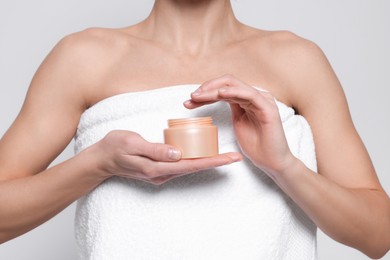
xmin=91 ymin=130 xmax=242 ymax=185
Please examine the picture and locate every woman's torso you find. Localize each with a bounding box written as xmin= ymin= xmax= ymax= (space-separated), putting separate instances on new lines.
xmin=73 ymin=26 xmax=317 ymax=259
xmin=74 ymin=83 xmax=317 ymax=259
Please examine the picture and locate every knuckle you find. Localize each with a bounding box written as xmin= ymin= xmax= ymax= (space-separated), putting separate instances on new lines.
xmin=102 ymin=130 xmax=120 ymax=144
xmin=122 ymin=133 xmax=145 ymax=154
xmin=124 ymin=132 xmax=142 ymax=145
xmin=222 ymin=74 xmax=236 ymax=86
xmin=104 ymin=130 xmax=142 ymax=148
xmin=251 ymin=91 xmax=261 ymax=101
xmin=151 ymin=144 xmax=165 ymax=159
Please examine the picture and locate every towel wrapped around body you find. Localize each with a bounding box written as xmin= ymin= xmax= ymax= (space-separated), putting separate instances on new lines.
xmin=74 ymin=84 xmax=318 ymax=260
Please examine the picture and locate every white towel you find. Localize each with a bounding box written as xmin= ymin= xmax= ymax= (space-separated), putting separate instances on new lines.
xmin=74 ymin=84 xmax=317 ymax=260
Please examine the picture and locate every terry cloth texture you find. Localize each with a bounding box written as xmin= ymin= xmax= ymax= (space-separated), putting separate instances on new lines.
xmin=74 ymin=84 xmax=318 ymax=260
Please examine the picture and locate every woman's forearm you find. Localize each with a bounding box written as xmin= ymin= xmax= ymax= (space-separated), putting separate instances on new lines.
xmin=273 ymin=159 xmax=390 ymax=259
xmin=0 ymin=130 xmax=242 ymax=244
xmin=0 ymin=146 xmax=104 ymax=243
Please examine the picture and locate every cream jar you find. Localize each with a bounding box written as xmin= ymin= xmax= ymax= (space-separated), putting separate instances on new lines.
xmin=164 ymin=117 xmax=219 ymax=159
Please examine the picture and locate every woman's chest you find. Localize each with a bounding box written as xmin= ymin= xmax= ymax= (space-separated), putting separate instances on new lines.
xmin=87 ymin=48 xmax=292 ymax=108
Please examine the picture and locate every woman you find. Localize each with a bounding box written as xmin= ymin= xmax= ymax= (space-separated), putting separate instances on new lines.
xmin=0 ymin=0 xmax=389 ymax=259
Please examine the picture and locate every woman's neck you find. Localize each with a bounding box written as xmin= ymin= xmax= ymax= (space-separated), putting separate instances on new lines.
xmin=137 ymin=0 xmax=242 ymax=55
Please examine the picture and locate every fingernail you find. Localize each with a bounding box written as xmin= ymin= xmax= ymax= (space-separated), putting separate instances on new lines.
xmin=191 ymin=88 xmax=202 ymax=96
xmin=168 ymin=148 xmax=182 ymax=160
xmin=183 ymin=100 xmax=192 ymax=106
xmin=218 ymin=87 xmax=228 ymax=93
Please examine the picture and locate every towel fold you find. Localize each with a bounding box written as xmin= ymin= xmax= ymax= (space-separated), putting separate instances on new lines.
xmin=74 ymin=84 xmax=317 ymax=260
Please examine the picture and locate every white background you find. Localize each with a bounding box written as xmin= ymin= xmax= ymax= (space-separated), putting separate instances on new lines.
xmin=0 ymin=0 xmax=389 ymax=259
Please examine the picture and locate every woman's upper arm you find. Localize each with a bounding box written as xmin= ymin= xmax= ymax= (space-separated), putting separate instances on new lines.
xmin=0 ymin=33 xmax=96 ymax=180
xmin=277 ymin=34 xmax=382 ymax=190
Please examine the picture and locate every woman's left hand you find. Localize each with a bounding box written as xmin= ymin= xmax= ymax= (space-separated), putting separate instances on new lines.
xmin=184 ymin=75 xmax=297 ymax=178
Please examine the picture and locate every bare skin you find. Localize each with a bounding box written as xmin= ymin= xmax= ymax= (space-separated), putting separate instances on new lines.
xmin=0 ymin=0 xmax=389 ymax=258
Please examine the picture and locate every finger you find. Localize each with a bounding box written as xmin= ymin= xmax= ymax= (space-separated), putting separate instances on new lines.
xmin=154 ymin=152 xmax=243 ymax=176
xmin=189 ymin=75 xmax=261 ymax=105
xmin=217 ymin=86 xmax=276 ymax=112
xmin=198 ymin=74 xmax=247 ymax=92
xmin=118 ymin=152 xmax=243 ymax=181
xmin=133 ymin=138 xmax=182 ymax=162
xmin=228 ymin=103 xmax=246 ymax=119
xmin=221 ymin=86 xmax=276 ymax=103
xmin=217 ymin=87 xmax=279 ymax=124
xmin=185 ymin=75 xmax=245 ymax=103
xmin=188 ymin=75 xmax=244 ymax=102
xmin=183 ymin=99 xmax=215 ymax=109
xmin=141 ymin=152 xmax=242 ymax=178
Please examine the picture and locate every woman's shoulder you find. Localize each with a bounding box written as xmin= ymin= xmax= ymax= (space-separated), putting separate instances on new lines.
xmin=37 ymin=27 xmax=140 ymax=107
xmin=56 ymin=27 xmax=137 ymax=57
xmin=49 ymin=27 xmax=140 ymax=81
xmin=244 ymin=27 xmax=331 ymax=107
xmin=244 ymin=28 xmax=323 ymax=61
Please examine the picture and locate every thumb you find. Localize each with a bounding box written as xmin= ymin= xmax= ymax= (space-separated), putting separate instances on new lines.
xmin=143 ymin=142 xmax=182 ymax=162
